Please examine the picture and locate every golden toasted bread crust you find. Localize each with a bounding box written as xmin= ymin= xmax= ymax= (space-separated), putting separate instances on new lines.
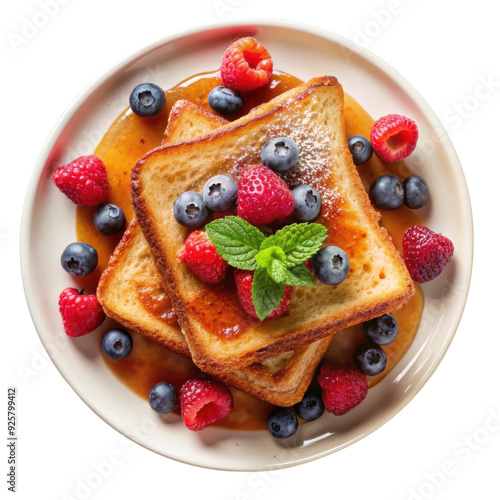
xmin=163 ymin=100 xmax=228 ymax=143
xmin=217 ymin=336 xmax=331 ymax=404
xmin=131 ymin=77 xmax=414 ymax=374
xmin=98 ymin=218 xmax=332 ymax=405
xmin=97 ymin=217 xmax=191 ymax=357
xmin=97 ymin=100 xmax=332 ymax=406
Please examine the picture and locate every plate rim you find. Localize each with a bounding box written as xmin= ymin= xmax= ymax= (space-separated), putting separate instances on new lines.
xmin=20 ymin=19 xmax=474 ymax=471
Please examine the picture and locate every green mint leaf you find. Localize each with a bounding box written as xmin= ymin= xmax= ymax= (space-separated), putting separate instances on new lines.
xmin=205 ymin=216 xmax=265 ymax=270
xmin=256 ymin=246 xmax=287 ymax=283
xmin=269 ymin=259 xmax=287 ymax=283
xmin=255 ymin=246 xmax=286 ymax=268
xmin=283 ymin=264 xmax=315 ymax=286
xmin=261 ymin=223 xmax=328 ymax=266
xmin=251 ymin=267 xmax=285 ymax=321
xmin=255 ymin=246 xmax=287 ymax=283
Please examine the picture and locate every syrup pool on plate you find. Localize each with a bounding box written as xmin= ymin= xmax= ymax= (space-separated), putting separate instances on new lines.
xmin=76 ymin=70 xmax=424 ymax=430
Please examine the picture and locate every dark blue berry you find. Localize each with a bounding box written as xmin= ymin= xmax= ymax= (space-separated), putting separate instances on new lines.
xmin=261 ymin=137 xmax=299 ymax=172
xmin=403 ymin=175 xmax=430 ymax=209
xmin=148 ymin=382 xmax=178 ymax=414
xmin=312 ymin=246 xmax=350 ymax=286
xmin=292 ymin=184 xmax=321 ymax=221
xmin=202 ymin=175 xmax=238 ymax=212
xmin=267 ymin=407 xmax=298 ymax=439
xmin=129 ymin=83 xmax=166 ymax=118
xmin=93 ymin=204 xmax=126 ymax=236
xmin=208 ymin=86 xmax=244 ymax=116
xmin=353 ymin=342 xmax=387 ymax=376
xmin=369 ymin=175 xmax=404 ymax=210
xmin=293 ymin=391 xmax=324 ymax=421
xmin=61 ymin=242 xmax=98 ymax=277
xmin=173 ymin=191 xmax=208 ymax=228
xmin=363 ymin=314 xmax=398 ymax=346
xmin=348 ymin=135 xmax=373 ymax=165
xmin=102 ymin=329 xmax=133 ymax=361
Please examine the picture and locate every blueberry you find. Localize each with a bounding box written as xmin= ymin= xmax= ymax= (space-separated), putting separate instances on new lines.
xmin=267 ymin=407 xmax=298 ymax=439
xmin=129 ymin=83 xmax=166 ymax=118
xmin=312 ymin=246 xmax=350 ymax=286
xmin=148 ymin=382 xmax=178 ymax=414
xmin=403 ymin=175 xmax=430 ymax=209
xmin=363 ymin=314 xmax=398 ymax=346
xmin=202 ymin=175 xmax=238 ymax=212
xmin=93 ymin=204 xmax=126 ymax=236
xmin=353 ymin=342 xmax=387 ymax=376
xmin=369 ymin=175 xmax=405 ymax=210
xmin=261 ymin=137 xmax=299 ymax=172
xmin=293 ymin=391 xmax=324 ymax=421
xmin=348 ymin=135 xmax=373 ymax=165
xmin=101 ymin=329 xmax=133 ymax=361
xmin=208 ymin=86 xmax=244 ymax=116
xmin=173 ymin=191 xmax=208 ymax=228
xmin=292 ymin=184 xmax=321 ymax=221
xmin=61 ymin=242 xmax=98 ymax=277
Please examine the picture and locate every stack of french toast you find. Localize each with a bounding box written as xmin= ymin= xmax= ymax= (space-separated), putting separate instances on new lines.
xmin=97 ymin=75 xmax=414 ymax=407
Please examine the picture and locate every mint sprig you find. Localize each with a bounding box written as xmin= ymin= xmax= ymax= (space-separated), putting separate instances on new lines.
xmin=283 ymin=264 xmax=315 ymax=286
xmin=261 ymin=223 xmax=327 ymax=266
xmin=205 ymin=216 xmax=265 ymax=270
xmin=251 ymin=267 xmax=285 ymax=321
xmin=206 ymin=216 xmax=327 ymax=320
xmin=255 ymin=246 xmax=287 ymax=283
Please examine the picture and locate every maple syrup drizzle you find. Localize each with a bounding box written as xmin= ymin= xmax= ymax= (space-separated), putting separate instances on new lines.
xmin=135 ymin=285 xmax=177 ymax=325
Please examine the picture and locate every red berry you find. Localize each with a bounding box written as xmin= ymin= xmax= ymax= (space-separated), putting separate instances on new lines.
xmin=212 ymin=209 xmax=236 ymax=220
xmin=267 ymin=217 xmax=287 ymax=230
xmin=179 ymin=230 xmax=228 ymax=284
xmin=179 ymin=379 xmax=233 ymax=431
xmin=317 ymin=362 xmax=368 ymax=416
xmin=220 ymin=37 xmax=273 ymax=92
xmin=237 ymin=165 xmax=294 ymax=226
xmin=53 ymin=155 xmax=109 ymax=206
xmin=234 ymin=269 xmax=292 ymax=320
xmin=402 ymin=225 xmax=454 ymax=283
xmin=58 ymin=288 xmax=105 ymax=337
xmin=370 ymin=114 xmax=418 ymax=162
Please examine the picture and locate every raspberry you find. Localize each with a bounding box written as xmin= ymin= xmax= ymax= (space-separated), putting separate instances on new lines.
xmin=317 ymin=362 xmax=368 ymax=416
xmin=58 ymin=288 xmax=105 ymax=337
xmin=267 ymin=217 xmax=287 ymax=230
xmin=53 ymin=155 xmax=109 ymax=206
xmin=402 ymin=225 xmax=454 ymax=283
xmin=234 ymin=269 xmax=292 ymax=320
xmin=179 ymin=230 xmax=228 ymax=284
xmin=220 ymin=37 xmax=273 ymax=92
xmin=179 ymin=379 xmax=233 ymax=431
xmin=370 ymin=114 xmax=418 ymax=162
xmin=212 ymin=209 xmax=236 ymax=220
xmin=237 ymin=165 xmax=294 ymax=226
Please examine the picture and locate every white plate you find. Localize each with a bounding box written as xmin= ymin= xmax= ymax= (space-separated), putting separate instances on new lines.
xmin=21 ymin=21 xmax=473 ymax=471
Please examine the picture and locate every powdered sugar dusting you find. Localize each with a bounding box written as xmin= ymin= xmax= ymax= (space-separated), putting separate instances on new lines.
xmin=226 ymin=109 xmax=343 ymax=219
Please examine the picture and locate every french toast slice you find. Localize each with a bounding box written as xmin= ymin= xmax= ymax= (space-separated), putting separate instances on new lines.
xmin=98 ymin=100 xmax=332 ymax=406
xmin=131 ymin=77 xmax=415 ymax=374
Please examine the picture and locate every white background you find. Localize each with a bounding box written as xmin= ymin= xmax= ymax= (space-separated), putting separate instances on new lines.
xmin=2 ymin=0 xmax=499 ymax=499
